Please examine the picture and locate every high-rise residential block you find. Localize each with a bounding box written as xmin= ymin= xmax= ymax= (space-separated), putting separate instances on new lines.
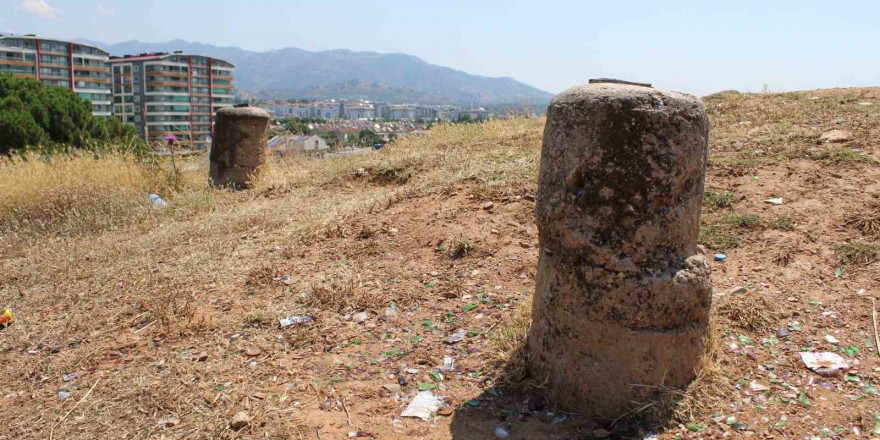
xmin=0 ymin=35 xmax=112 ymax=116
xmin=110 ymin=51 xmax=235 ymax=150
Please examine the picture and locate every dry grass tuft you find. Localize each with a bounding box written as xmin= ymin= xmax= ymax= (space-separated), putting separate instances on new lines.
xmin=624 ymin=321 xmax=731 ymax=427
xmin=847 ymin=205 xmax=880 ymax=237
xmin=486 ymin=296 xmax=537 ymax=389
xmin=304 ymin=273 xmax=389 ymax=313
xmin=715 ymin=289 xmax=786 ymax=331
xmin=833 ymin=241 xmax=880 ymax=265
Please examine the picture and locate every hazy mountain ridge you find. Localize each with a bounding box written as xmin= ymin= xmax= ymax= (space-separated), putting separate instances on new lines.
xmin=78 ymin=38 xmax=553 ymax=105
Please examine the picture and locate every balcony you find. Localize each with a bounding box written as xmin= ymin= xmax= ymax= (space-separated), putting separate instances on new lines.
xmin=147 ymin=81 xmax=188 ymax=88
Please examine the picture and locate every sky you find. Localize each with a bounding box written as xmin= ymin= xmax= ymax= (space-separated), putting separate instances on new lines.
xmin=2 ymin=0 xmax=879 ymax=96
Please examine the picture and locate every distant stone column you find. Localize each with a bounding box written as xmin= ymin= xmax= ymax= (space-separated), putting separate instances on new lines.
xmin=527 ymin=80 xmax=712 ymax=420
xmin=209 ymin=106 xmax=270 ymax=189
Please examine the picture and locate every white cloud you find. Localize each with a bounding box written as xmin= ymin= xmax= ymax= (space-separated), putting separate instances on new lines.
xmin=96 ymin=5 xmax=114 ymax=15
xmin=15 ymin=0 xmax=59 ymax=20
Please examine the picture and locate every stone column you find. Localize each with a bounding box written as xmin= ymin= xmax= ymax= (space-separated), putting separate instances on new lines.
xmin=527 ymin=80 xmax=712 ymax=420
xmin=209 ymin=106 xmax=270 ymax=189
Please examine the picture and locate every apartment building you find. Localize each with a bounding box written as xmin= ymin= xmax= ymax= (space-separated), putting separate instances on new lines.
xmin=110 ymin=51 xmax=235 ymax=150
xmin=342 ymin=100 xmax=375 ymax=119
xmin=0 ymin=35 xmax=112 ymax=116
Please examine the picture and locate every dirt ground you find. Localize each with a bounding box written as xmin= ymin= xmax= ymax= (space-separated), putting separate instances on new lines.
xmin=1 ymin=88 xmax=879 ymax=439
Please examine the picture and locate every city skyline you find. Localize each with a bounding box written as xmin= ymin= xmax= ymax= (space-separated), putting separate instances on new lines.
xmin=4 ymin=0 xmax=880 ymax=97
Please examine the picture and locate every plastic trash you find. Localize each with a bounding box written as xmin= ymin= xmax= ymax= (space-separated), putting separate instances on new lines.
xmin=494 ymin=427 xmax=510 ymax=438
xmin=714 ymin=254 xmax=727 ymax=262
xmin=148 ymin=193 xmax=167 ymax=207
xmin=440 ymin=356 xmax=455 ymax=372
xmin=799 ymin=351 xmax=849 ymax=376
xmin=279 ymin=315 xmax=313 ymax=328
xmin=0 ymin=307 xmax=13 ymax=328
xmin=764 ymin=197 xmax=783 ymax=205
xmin=401 ymin=391 xmax=442 ymax=421
xmin=445 ymin=329 xmax=467 ymax=344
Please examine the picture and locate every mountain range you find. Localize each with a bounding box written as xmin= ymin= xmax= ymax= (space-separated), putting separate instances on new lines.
xmin=77 ymin=39 xmax=553 ymax=105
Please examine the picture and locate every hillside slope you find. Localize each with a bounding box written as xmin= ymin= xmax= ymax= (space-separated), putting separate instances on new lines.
xmin=1 ymin=88 xmax=879 ymax=439
xmin=79 ymin=39 xmax=553 ymax=105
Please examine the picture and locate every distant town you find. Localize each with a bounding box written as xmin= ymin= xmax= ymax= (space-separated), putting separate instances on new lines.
xmin=1 ymin=33 xmax=542 ymax=153
xmin=260 ymin=100 xmax=492 ymax=122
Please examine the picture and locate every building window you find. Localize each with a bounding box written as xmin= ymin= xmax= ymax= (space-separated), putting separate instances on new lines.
xmin=134 ymin=115 xmax=141 ymax=122
xmin=133 ymin=85 xmax=139 ymax=93
xmin=134 ymin=95 xmax=140 ymax=102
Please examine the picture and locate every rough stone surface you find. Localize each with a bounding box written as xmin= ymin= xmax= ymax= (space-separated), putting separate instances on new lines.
xmin=819 ymin=129 xmax=852 ymax=143
xmin=209 ymin=106 xmax=270 ymax=189
xmin=230 ymin=411 xmax=251 ymax=430
xmin=527 ymin=82 xmax=712 ymax=420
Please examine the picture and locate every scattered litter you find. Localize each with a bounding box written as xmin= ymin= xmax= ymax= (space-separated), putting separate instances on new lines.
xmin=158 ymin=416 xmax=180 ymax=428
xmin=856 ymin=289 xmax=865 ymax=295
xmin=714 ymin=285 xmax=744 ymax=298
xmin=732 ymin=422 xmax=749 ymax=431
xmin=352 ymin=311 xmax=369 ymax=323
xmin=494 ymin=427 xmax=510 ymax=438
xmin=764 ymin=197 xmax=783 ymax=205
xmin=440 ymin=356 xmax=455 ymax=372
xmin=750 ymin=381 xmax=770 ymax=392
xmin=445 ymin=329 xmax=467 ymax=344
xmin=279 ymin=315 xmax=313 ymax=328
xmin=776 ymin=328 xmax=790 ymax=338
xmin=0 ymin=307 xmax=12 ymax=328
xmin=824 ymin=335 xmax=840 ymax=345
xmin=62 ymin=373 xmax=77 ymax=382
xmin=57 ymin=391 xmax=70 ymax=399
xmin=404 ymin=368 xmax=419 ymax=374
xmin=384 ymin=307 xmax=398 ymax=318
xmin=401 ymin=391 xmax=442 ymax=421
xmin=800 ymin=352 xmax=850 ymax=376
xmin=714 ymin=254 xmax=726 ymax=262
xmin=148 ymin=193 xmax=167 ymax=207
xmin=348 ymin=429 xmax=374 ymax=438
xmin=278 ymin=275 xmax=293 ymax=285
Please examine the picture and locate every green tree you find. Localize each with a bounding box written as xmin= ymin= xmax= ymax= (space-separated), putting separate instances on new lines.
xmin=0 ymin=73 xmax=139 ymax=153
xmin=357 ymin=129 xmax=381 ymax=147
xmin=0 ymin=95 xmax=46 ymax=150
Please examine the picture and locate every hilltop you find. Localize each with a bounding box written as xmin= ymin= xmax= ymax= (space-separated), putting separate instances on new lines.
xmin=77 ymin=38 xmax=554 ymax=105
xmin=0 ymin=87 xmax=879 ymax=439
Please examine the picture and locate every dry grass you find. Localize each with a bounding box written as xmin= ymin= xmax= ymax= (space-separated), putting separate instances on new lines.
xmin=847 ymin=205 xmax=880 ymax=237
xmin=833 ymin=241 xmax=880 ymax=266
xmin=715 ymin=289 xmax=786 ymax=331
xmin=486 ymin=296 xmax=534 ymax=389
xmin=0 ymin=152 xmax=178 ymax=236
xmin=614 ymin=319 xmax=730 ymax=431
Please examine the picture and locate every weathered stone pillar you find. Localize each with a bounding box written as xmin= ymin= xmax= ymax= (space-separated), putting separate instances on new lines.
xmin=527 ymin=80 xmax=712 ymax=420
xmin=209 ymin=106 xmax=270 ymax=189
